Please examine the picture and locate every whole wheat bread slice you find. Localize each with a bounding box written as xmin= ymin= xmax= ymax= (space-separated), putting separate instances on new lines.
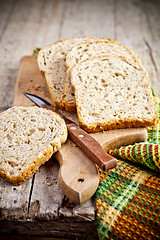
xmin=63 ymin=40 xmax=142 ymax=111
xmin=37 ymin=37 xmax=98 ymax=109
xmin=71 ymin=55 xmax=158 ymax=132
xmin=0 ymin=106 xmax=67 ymax=185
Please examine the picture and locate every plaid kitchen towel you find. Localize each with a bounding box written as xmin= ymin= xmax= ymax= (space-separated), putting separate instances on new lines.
xmin=109 ymin=142 xmax=160 ymax=172
xmin=96 ymin=95 xmax=160 ymax=240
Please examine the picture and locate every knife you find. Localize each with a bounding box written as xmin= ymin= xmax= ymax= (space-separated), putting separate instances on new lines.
xmin=24 ymin=93 xmax=118 ymax=171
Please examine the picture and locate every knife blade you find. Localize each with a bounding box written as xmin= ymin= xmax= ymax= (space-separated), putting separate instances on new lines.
xmin=24 ymin=93 xmax=118 ymax=171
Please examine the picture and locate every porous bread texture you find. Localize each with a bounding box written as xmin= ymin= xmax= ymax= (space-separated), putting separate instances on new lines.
xmin=63 ymin=40 xmax=142 ymax=111
xmin=37 ymin=37 xmax=98 ymax=109
xmin=0 ymin=106 xmax=67 ymax=185
xmin=71 ymin=55 xmax=159 ymax=133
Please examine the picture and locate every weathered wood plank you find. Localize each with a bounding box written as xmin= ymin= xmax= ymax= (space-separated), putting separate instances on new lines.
xmin=0 ymin=0 xmax=64 ymax=112
xmin=60 ymin=0 xmax=115 ymax=39
xmin=27 ymin=158 xmax=64 ymax=220
xmin=0 ymin=175 xmax=32 ymax=220
xmin=0 ymin=0 xmax=14 ymax=39
xmin=0 ymin=219 xmax=98 ymax=239
xmin=0 ymin=67 xmax=18 ymax=112
xmin=115 ymin=0 xmax=160 ymax=97
xmin=0 ymin=0 xmax=64 ymax=68
xmin=142 ymin=0 xmax=160 ymax=97
xmin=32 ymin=0 xmax=66 ymax=47
xmin=115 ymin=0 xmax=144 ymax=48
xmin=28 ymin=157 xmax=96 ymax=221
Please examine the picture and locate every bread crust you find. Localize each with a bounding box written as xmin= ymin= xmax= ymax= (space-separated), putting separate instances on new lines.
xmin=78 ymin=116 xmax=159 ymax=133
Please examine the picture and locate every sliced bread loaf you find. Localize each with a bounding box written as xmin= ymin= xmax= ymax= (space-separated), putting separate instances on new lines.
xmin=71 ymin=55 xmax=159 ymax=132
xmin=63 ymin=40 xmax=142 ymax=111
xmin=37 ymin=37 xmax=98 ymax=109
xmin=0 ymin=106 xmax=67 ymax=185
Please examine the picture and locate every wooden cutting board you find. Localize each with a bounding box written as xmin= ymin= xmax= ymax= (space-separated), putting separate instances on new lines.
xmin=13 ymin=56 xmax=148 ymax=204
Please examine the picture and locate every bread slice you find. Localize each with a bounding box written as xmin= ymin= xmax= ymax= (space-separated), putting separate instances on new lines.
xmin=71 ymin=55 xmax=159 ymax=132
xmin=63 ymin=40 xmax=142 ymax=111
xmin=0 ymin=106 xmax=67 ymax=185
xmin=37 ymin=37 xmax=98 ymax=109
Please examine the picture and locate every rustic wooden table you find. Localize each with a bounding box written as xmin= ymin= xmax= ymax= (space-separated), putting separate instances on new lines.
xmin=0 ymin=0 xmax=160 ymax=239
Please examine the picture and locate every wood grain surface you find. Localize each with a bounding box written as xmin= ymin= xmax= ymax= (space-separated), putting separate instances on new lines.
xmin=0 ymin=0 xmax=159 ymax=239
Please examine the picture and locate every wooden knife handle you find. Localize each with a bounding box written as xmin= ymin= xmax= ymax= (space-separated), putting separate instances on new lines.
xmin=67 ymin=124 xmax=118 ymax=171
xmin=44 ymin=104 xmax=117 ymax=170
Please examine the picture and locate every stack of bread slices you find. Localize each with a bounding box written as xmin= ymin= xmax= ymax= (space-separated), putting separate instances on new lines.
xmin=37 ymin=37 xmax=158 ymax=133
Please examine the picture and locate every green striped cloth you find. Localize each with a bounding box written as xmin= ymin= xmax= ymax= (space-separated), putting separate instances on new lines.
xmin=96 ymin=95 xmax=160 ymax=240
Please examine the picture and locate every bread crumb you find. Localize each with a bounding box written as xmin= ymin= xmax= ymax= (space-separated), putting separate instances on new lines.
xmin=47 ymin=182 xmax=53 ymax=186
xmin=71 ymin=142 xmax=76 ymax=147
